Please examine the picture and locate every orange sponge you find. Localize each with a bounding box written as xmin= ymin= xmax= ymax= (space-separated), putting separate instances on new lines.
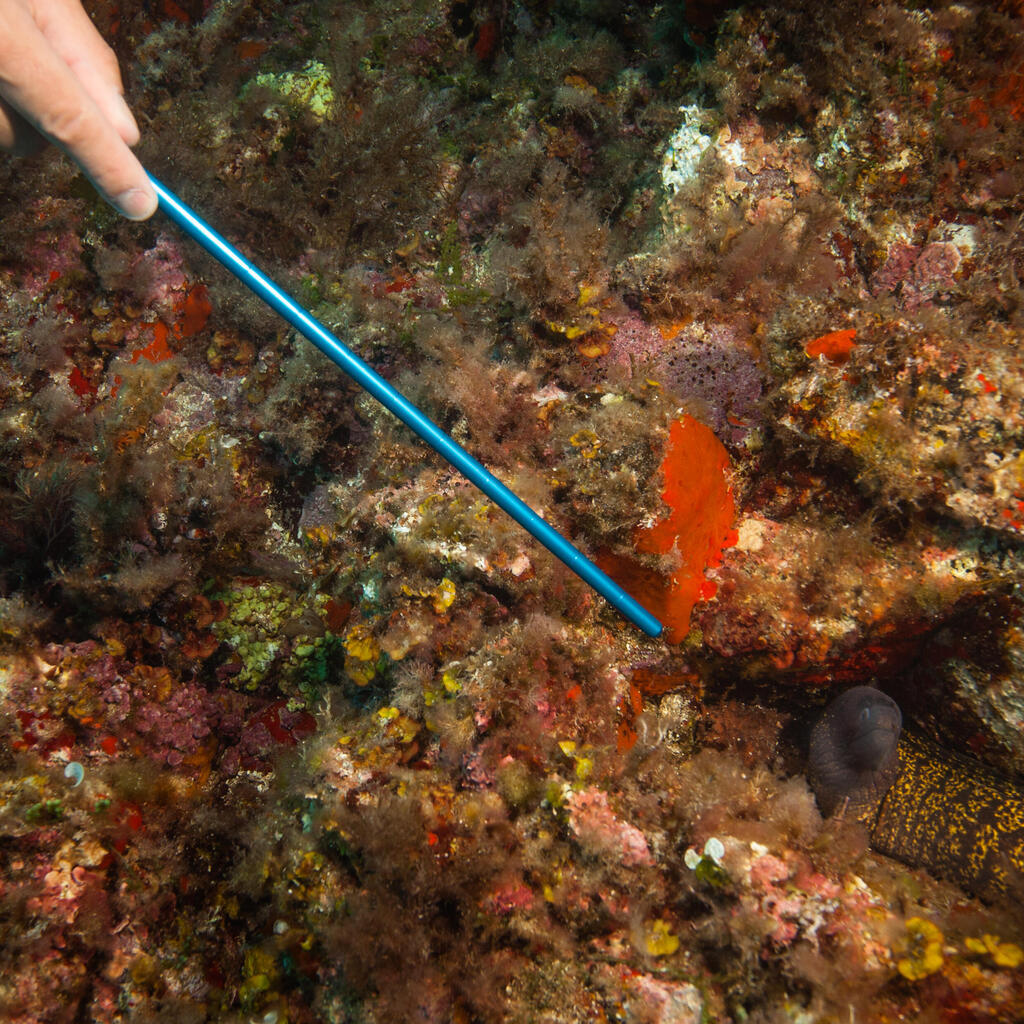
xmin=805 ymin=328 xmax=857 ymax=363
xmin=600 ymin=416 xmax=735 ymax=643
xmin=629 ymin=416 xmax=736 ymax=643
xmin=634 ymin=413 xmax=733 ymax=638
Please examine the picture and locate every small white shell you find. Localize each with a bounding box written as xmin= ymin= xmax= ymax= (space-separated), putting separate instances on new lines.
xmin=704 ymin=837 xmax=725 ymax=863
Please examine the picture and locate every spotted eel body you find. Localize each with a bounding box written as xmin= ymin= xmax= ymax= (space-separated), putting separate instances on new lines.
xmin=809 ymin=687 xmax=1024 ymax=902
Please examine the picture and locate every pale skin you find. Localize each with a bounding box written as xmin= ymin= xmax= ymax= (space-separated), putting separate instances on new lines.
xmin=0 ymin=0 xmax=156 ymax=219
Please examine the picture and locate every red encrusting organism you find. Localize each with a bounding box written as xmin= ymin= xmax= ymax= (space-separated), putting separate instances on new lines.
xmin=68 ymin=365 xmax=98 ymax=399
xmin=174 ymin=283 xmax=213 ymax=339
xmin=636 ymin=416 xmax=737 ymax=643
xmin=604 ymin=416 xmax=736 ymax=645
xmin=129 ymin=284 xmax=213 ymax=364
xmin=805 ymin=328 xmax=857 ymax=364
xmin=130 ymin=321 xmax=175 ymax=364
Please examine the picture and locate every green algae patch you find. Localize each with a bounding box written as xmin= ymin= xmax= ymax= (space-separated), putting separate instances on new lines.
xmin=250 ymin=60 xmax=335 ymax=119
xmin=211 ymin=582 xmax=340 ymax=699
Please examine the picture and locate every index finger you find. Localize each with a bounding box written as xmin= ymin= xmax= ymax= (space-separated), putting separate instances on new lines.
xmin=0 ymin=3 xmax=155 ymax=218
xmin=33 ymin=0 xmax=140 ymax=145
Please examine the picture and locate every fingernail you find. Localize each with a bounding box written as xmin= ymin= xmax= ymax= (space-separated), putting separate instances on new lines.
xmin=114 ymin=187 xmax=158 ymax=220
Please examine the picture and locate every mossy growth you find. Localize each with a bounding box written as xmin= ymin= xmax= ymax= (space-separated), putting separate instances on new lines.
xmin=436 ymin=221 xmax=488 ymax=308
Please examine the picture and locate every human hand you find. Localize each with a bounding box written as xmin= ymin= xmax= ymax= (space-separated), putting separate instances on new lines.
xmin=0 ymin=0 xmax=157 ymax=219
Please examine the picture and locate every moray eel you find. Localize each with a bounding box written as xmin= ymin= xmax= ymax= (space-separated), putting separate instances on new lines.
xmin=809 ymin=686 xmax=1024 ymax=902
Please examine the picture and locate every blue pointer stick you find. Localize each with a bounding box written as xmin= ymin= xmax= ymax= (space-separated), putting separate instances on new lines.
xmin=147 ymin=173 xmax=663 ymax=639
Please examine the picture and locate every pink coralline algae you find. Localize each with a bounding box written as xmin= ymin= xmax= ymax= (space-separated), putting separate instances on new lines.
xmin=618 ymin=971 xmax=703 ymax=1024
xmin=566 ymin=787 xmax=654 ymax=867
xmin=484 ymin=880 xmax=536 ymax=916
xmin=746 ymin=849 xmax=841 ymax=947
xmin=126 ymin=682 xmax=215 ymax=767
xmin=870 ymin=238 xmax=964 ymax=309
xmin=20 ymin=200 xmax=84 ymax=294
xmin=24 ymin=644 xmax=219 ymax=768
xmin=96 ymin=234 xmax=190 ymax=314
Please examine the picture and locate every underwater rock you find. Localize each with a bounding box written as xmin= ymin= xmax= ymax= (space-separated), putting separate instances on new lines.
xmin=2 ymin=0 xmax=1024 ymax=1020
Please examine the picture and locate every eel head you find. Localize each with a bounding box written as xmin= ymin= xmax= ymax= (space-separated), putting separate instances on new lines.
xmin=809 ymin=686 xmax=902 ymax=822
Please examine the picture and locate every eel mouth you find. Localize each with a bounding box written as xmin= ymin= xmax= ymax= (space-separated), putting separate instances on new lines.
xmin=862 ymin=721 xmax=900 ymax=741
xmin=848 ymin=720 xmax=901 ymax=769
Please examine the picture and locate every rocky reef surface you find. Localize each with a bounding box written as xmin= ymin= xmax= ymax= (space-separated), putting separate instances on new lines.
xmin=1 ymin=0 xmax=1023 ymax=1021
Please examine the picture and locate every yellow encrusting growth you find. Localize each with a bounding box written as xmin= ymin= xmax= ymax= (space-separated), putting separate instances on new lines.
xmin=897 ymin=917 xmax=945 ymax=980
xmin=644 ymin=919 xmax=680 ymax=957
xmin=965 ymin=934 xmax=1024 ymax=968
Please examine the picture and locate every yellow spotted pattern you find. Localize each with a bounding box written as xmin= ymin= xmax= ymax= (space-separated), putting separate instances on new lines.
xmin=870 ymin=733 xmax=1024 ymax=902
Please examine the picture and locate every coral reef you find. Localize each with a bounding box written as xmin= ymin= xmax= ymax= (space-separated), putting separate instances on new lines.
xmin=1 ymin=0 xmax=1024 ymax=1021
